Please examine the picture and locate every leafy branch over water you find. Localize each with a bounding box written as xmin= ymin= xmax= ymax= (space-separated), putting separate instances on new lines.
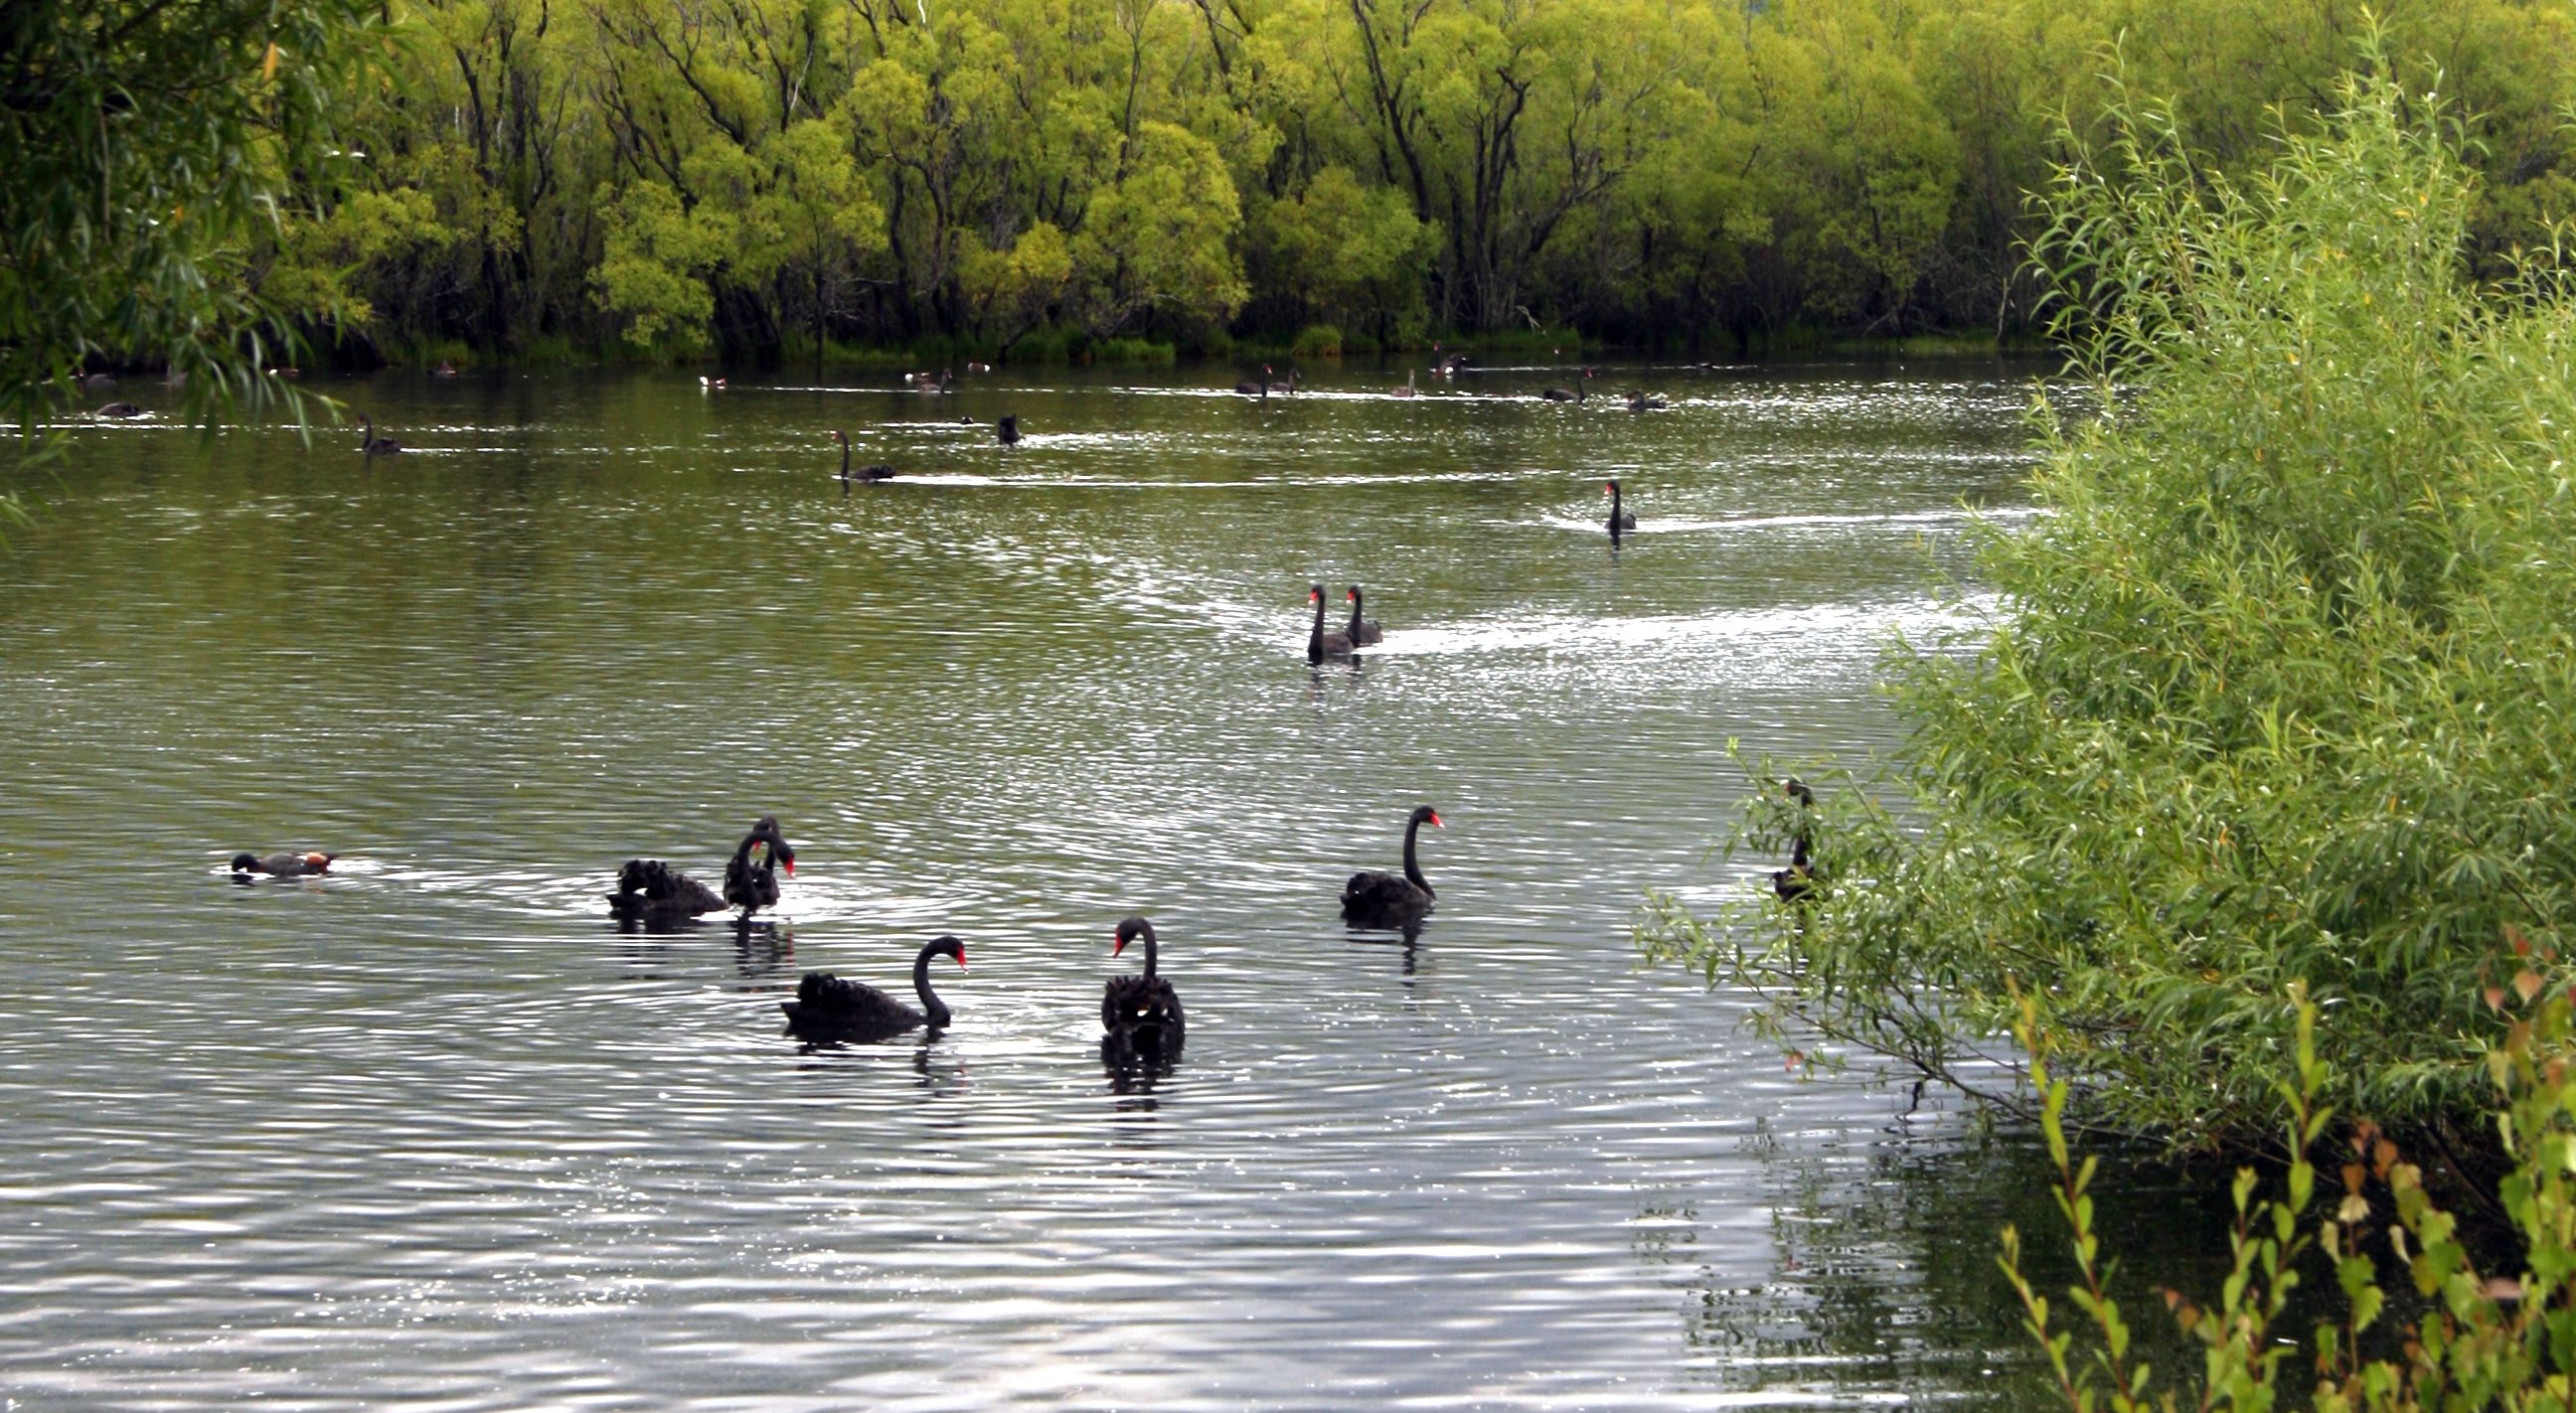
xmin=1642 ymin=47 xmax=2576 ymax=1153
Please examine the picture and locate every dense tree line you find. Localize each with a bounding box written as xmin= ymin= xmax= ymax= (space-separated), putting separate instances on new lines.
xmin=129 ymin=0 xmax=2576 ymax=364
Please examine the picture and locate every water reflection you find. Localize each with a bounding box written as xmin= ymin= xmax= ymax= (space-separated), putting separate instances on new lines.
xmin=0 ymin=358 xmax=2070 ymax=1410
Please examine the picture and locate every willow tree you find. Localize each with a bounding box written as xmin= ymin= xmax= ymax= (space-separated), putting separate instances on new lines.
xmin=0 ymin=0 xmax=383 ymax=482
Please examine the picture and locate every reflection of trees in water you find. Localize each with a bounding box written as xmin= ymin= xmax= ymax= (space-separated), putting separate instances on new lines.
xmin=1635 ymin=1125 xmax=2245 ymax=1410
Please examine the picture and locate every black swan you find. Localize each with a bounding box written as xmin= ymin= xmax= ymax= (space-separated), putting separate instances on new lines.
xmin=833 ymin=429 xmax=893 ymax=491
xmin=231 ymin=851 xmax=336 ymax=876
xmin=1102 ymin=916 xmax=1185 ymax=1059
xmin=1267 ymin=367 xmax=1299 ymax=395
xmin=1627 ymin=391 xmax=1668 ymax=410
xmin=1541 ymin=369 xmax=1593 ymax=402
xmin=606 ymin=858 xmax=727 ymax=922
xmin=359 ymin=415 xmax=402 ymax=457
xmin=1342 ymin=805 xmax=1442 ymax=925
xmin=1236 ymin=364 xmax=1271 ymax=397
xmin=94 ymin=401 xmax=144 ymax=418
xmin=1345 ymin=585 xmax=1382 ymax=646
xmin=1773 ymin=778 xmax=1818 ymax=903
xmin=722 ymin=816 xmax=796 ymax=916
xmin=1603 ymin=479 xmax=1638 ymax=535
xmin=1772 ymin=836 xmax=1818 ymax=904
xmin=781 ymin=936 xmax=968 ymax=1040
xmin=1308 ymin=583 xmax=1356 ymax=663
xmin=998 ymin=415 xmax=1021 ymax=445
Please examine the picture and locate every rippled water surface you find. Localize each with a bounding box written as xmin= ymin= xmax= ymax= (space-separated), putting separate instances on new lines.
xmin=0 ymin=360 xmax=2222 ymax=1409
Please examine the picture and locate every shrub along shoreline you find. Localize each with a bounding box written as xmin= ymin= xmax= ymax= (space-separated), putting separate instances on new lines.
xmin=1642 ymin=52 xmax=2576 ymax=1175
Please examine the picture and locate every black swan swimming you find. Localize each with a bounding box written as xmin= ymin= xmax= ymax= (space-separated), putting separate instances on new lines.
xmin=1102 ymin=916 xmax=1185 ymax=1061
xmin=1772 ymin=836 xmax=1818 ymax=904
xmin=1773 ymin=778 xmax=1818 ymax=903
xmin=95 ymin=401 xmax=145 ymax=418
xmin=781 ymin=936 xmax=968 ymax=1040
xmin=833 ymin=429 xmax=893 ymax=491
xmin=1345 ymin=585 xmax=1382 ymax=646
xmin=231 ymin=851 xmax=336 ymax=876
xmin=605 ymin=858 xmax=726 ymax=922
xmin=1308 ymin=584 xmax=1356 ymax=663
xmin=1342 ymin=805 xmax=1442 ymax=925
xmin=1236 ymin=365 xmax=1272 ymax=397
xmin=1267 ymin=367 xmax=1299 ymax=395
xmin=1603 ymin=479 xmax=1638 ymax=534
xmin=359 ymin=415 xmax=402 ymax=457
xmin=998 ymin=415 xmax=1021 ymax=445
xmin=1541 ymin=369 xmax=1593 ymax=402
xmin=722 ymin=816 xmax=796 ymax=916
xmin=1627 ymin=391 xmax=1668 ymax=410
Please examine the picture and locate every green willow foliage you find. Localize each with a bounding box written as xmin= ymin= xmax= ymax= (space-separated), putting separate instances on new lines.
xmin=1641 ymin=59 xmax=2576 ymax=1150
xmin=1 ymin=1 xmax=385 ymax=445
xmin=256 ymin=0 xmax=2576 ymax=363
xmin=2008 ymin=984 xmax=2576 ymax=1412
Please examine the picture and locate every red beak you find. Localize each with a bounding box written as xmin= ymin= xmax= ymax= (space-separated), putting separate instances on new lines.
xmin=781 ymin=860 xmax=794 ymax=877
xmin=955 ymin=950 xmax=967 ymax=971
xmin=1430 ymin=813 xmax=1445 ymax=827
xmin=1113 ymin=936 xmax=1129 ymax=957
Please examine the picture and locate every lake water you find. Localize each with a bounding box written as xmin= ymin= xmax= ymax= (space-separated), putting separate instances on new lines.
xmin=0 ymin=360 xmax=2230 ymax=1409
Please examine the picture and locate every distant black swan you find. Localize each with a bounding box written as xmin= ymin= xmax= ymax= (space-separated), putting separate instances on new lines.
xmin=782 ymin=936 xmax=968 ymax=1040
xmin=1345 ymin=585 xmax=1382 ymax=646
xmin=833 ymin=429 xmax=893 ymax=491
xmin=232 ymin=851 xmax=335 ymax=876
xmin=998 ymin=415 xmax=1021 ymax=445
xmin=1773 ymin=837 xmax=1818 ymax=904
xmin=1342 ymin=805 xmax=1442 ymax=926
xmin=722 ymin=816 xmax=795 ymax=917
xmin=605 ymin=858 xmax=726 ymax=923
xmin=1102 ymin=916 xmax=1185 ymax=1062
xmin=1604 ymin=479 xmax=1637 ymax=536
xmin=1774 ymin=778 xmax=1819 ymax=903
xmin=359 ymin=415 xmax=402 ymax=457
xmin=1541 ymin=369 xmax=1593 ymax=402
xmin=1308 ymin=583 xmax=1356 ymax=663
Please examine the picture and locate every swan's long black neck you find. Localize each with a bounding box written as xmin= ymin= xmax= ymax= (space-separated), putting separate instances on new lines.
xmin=1309 ymin=593 xmax=1328 ymax=663
xmin=1608 ymin=484 xmax=1623 ymax=529
xmin=1402 ymin=816 xmax=1434 ymax=896
xmin=1347 ymin=590 xmax=1366 ymax=637
xmin=840 ymin=439 xmax=850 ymax=477
xmin=1132 ymin=924 xmax=1159 ymax=980
xmin=912 ymin=943 xmax=952 ymax=1027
